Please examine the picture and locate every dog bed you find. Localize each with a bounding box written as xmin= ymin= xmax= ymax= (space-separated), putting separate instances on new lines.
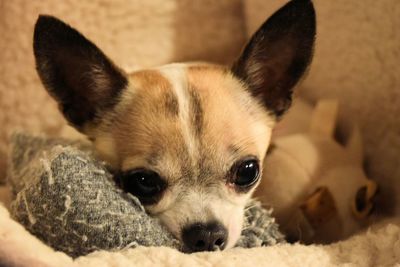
xmin=1 ymin=204 xmax=400 ymax=267
xmin=1 ymin=134 xmax=400 ymax=266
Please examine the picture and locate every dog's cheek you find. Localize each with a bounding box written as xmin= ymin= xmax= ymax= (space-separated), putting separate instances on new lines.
xmin=145 ymin=192 xmax=182 ymax=239
xmin=157 ymin=210 xmax=182 ymax=239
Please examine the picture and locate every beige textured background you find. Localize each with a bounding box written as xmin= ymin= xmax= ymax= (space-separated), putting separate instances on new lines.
xmin=1 ymin=0 xmax=399 ymax=216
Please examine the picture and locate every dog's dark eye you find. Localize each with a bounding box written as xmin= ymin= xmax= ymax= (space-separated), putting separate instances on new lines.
xmin=119 ymin=169 xmax=166 ymax=203
xmin=231 ymin=158 xmax=260 ymax=188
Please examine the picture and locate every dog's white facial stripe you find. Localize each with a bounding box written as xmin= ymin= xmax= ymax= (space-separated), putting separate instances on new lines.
xmin=158 ymin=65 xmax=200 ymax=176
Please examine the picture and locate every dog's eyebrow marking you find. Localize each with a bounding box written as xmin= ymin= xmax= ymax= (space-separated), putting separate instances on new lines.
xmin=188 ymin=86 xmax=203 ymax=136
xmin=228 ymin=145 xmax=242 ymax=158
xmin=163 ymin=91 xmax=180 ymax=117
xmin=146 ymin=144 xmax=163 ymax=167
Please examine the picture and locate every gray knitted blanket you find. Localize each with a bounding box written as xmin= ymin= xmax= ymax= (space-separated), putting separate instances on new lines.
xmin=7 ymin=134 xmax=284 ymax=258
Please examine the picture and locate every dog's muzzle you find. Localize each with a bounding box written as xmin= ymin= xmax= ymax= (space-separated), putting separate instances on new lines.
xmin=182 ymin=221 xmax=228 ymax=252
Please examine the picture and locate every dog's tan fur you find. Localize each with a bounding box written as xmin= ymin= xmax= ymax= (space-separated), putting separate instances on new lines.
xmin=94 ymin=64 xmax=273 ymax=174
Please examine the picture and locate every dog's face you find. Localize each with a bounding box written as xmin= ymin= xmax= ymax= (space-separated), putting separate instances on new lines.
xmin=33 ymin=0 xmax=315 ymax=252
xmin=107 ymin=64 xmax=274 ymax=251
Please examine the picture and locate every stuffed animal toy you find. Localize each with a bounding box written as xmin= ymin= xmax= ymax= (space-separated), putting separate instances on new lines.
xmin=255 ymin=99 xmax=378 ymax=243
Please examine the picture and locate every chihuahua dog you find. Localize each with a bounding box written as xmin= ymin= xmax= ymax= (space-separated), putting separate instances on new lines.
xmin=33 ymin=0 xmax=315 ymax=252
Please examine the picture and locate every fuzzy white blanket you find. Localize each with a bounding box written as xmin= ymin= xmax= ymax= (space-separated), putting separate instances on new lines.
xmin=1 ymin=203 xmax=399 ymax=267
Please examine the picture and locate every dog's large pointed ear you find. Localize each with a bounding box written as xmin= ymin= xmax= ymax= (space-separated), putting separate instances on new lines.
xmin=33 ymin=15 xmax=128 ymax=130
xmin=232 ymin=0 xmax=316 ymax=118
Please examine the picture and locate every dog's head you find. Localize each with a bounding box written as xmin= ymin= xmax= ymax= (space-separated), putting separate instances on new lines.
xmin=33 ymin=0 xmax=315 ymax=252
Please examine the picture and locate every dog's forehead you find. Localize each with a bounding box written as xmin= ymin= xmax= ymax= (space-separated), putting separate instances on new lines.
xmin=114 ymin=63 xmax=272 ymax=180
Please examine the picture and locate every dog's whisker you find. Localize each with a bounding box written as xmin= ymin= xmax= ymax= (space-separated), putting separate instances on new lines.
xmin=241 ymin=226 xmax=252 ymax=231
xmin=245 ymin=205 xmax=257 ymax=211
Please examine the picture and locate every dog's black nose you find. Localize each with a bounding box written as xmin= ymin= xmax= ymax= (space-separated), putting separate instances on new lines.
xmin=182 ymin=222 xmax=228 ymax=252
